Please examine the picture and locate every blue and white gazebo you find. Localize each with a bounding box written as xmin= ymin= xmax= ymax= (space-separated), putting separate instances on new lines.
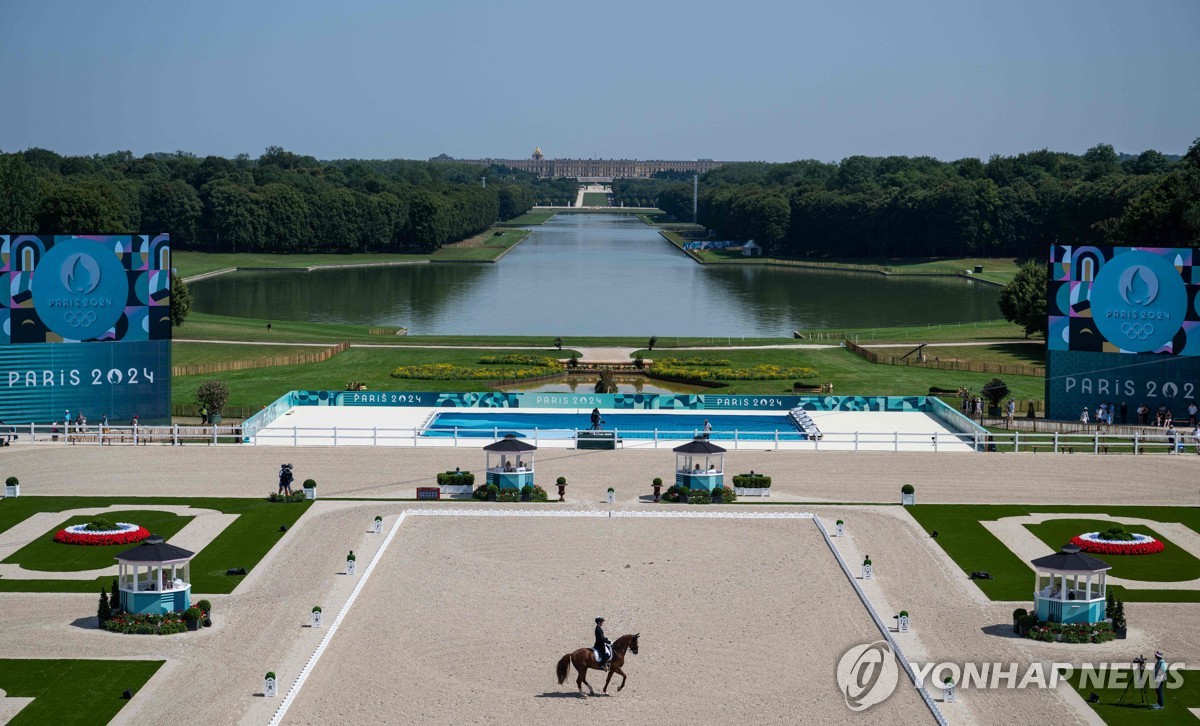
xmin=484 ymin=434 xmax=536 ymax=489
xmin=674 ymin=437 xmax=725 ymax=492
xmin=1031 ymin=544 xmax=1110 ymax=624
xmin=115 ymin=535 xmax=194 ymax=615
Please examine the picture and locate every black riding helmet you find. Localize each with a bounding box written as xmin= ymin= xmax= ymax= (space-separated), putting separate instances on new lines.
xmin=595 ymin=617 xmax=604 ymax=623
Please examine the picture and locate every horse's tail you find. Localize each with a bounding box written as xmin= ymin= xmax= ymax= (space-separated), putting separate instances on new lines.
xmin=556 ymin=653 xmax=572 ymax=685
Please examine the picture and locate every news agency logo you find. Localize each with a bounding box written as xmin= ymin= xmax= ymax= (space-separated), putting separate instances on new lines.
xmin=836 ymin=640 xmax=898 ymax=712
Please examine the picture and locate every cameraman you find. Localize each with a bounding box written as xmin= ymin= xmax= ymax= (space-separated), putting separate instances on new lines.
xmin=1153 ymin=650 xmax=1167 ymax=710
xmin=278 ymin=464 xmax=294 ymax=496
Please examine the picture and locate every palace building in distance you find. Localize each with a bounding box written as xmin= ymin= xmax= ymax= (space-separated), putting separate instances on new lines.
xmin=430 ymin=147 xmax=729 ymax=178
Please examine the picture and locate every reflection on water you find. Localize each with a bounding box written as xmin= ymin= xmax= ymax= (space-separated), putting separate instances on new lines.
xmin=190 ymin=214 xmax=1002 ymax=335
xmin=497 ymin=374 xmax=709 ymax=395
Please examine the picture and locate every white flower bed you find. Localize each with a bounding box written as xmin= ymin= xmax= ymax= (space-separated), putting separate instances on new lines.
xmin=62 ymin=522 xmax=141 ymax=537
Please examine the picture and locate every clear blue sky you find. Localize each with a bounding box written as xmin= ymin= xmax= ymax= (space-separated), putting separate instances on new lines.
xmin=1 ymin=0 xmax=1196 ymax=162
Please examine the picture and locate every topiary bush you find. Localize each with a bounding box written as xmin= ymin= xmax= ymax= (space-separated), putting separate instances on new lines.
xmin=302 ymin=479 xmax=317 ymax=489
xmin=1097 ymin=525 xmax=1135 ymax=541
xmin=732 ymin=474 xmax=771 ymax=488
xmin=664 ymin=484 xmax=688 ymax=503
xmin=5 ymin=476 xmax=18 ymax=487
xmin=85 ymin=518 xmax=121 ymax=532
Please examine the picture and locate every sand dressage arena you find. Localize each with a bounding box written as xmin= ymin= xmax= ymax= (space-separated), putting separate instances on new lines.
xmin=281 ymin=513 xmax=930 ymax=725
xmin=2 ymin=442 xmax=1199 ymax=724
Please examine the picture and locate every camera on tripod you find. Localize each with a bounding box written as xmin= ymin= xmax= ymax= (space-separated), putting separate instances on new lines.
xmin=1132 ymin=655 xmax=1147 ymax=669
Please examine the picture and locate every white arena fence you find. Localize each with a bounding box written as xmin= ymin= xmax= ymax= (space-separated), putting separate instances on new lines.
xmin=4 ymin=423 xmax=1194 ymax=454
xmin=268 ymin=509 xmax=945 ymax=726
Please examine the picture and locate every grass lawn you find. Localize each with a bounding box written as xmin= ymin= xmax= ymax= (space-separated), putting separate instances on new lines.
xmin=636 ymin=347 xmax=1045 ymax=400
xmin=866 ymin=343 xmax=1045 ymax=368
xmin=0 ymin=497 xmax=311 ymax=594
xmin=173 ymin=342 xmax=333 ymax=368
xmin=1067 ymin=668 xmax=1198 ymax=724
xmin=795 ymin=319 xmax=1030 ymax=343
xmin=906 ymin=505 xmax=1200 ymax=602
xmin=1025 ymin=519 xmax=1200 ymax=582
xmin=431 ymin=229 xmax=528 ymax=261
xmin=174 ymin=312 xmax=403 ymax=343
xmin=496 ymin=210 xmax=557 ymax=226
xmin=0 ymin=659 xmax=163 ymax=725
xmin=173 ymin=347 xmax=580 ymax=409
xmin=174 ymin=251 xmax=431 ymax=279
xmin=2 ymin=510 xmax=193 ymax=572
xmin=582 ymin=192 xmax=610 ymax=206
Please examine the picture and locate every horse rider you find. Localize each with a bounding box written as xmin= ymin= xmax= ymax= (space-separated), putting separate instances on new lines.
xmin=594 ymin=616 xmax=611 ymax=670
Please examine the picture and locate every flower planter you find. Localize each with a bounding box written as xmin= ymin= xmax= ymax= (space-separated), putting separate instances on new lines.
xmin=901 ymin=492 xmax=915 ymax=506
xmin=711 ymin=489 xmax=722 ymax=504
xmin=186 ymin=619 xmax=199 ymax=632
xmin=652 ymin=484 xmax=662 ymax=502
xmin=303 ymin=487 xmax=316 ymax=501
xmin=4 ymin=484 xmax=18 ymax=498
xmin=487 ymin=491 xmax=498 ymax=502
xmin=1115 ymin=627 xmax=1127 ymax=640
xmin=521 ymin=491 xmax=531 ymax=502
xmin=734 ymin=487 xmax=770 ymax=497
xmin=440 ymin=485 xmax=474 ymax=498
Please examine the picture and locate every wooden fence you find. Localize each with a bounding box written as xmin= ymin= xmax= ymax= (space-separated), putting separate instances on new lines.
xmin=172 ymin=342 xmax=349 ymax=376
xmin=843 ymin=339 xmax=1044 ymax=378
xmin=368 ymin=327 xmax=406 ymax=336
xmin=171 ymin=403 xmax=260 ymax=420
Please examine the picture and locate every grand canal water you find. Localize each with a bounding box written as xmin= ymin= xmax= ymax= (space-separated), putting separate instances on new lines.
xmin=189 ymin=214 xmax=1002 ymax=335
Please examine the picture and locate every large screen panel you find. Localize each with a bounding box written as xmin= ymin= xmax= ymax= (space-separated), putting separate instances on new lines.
xmin=1046 ymin=245 xmax=1200 ymax=421
xmin=1 ymin=234 xmax=171 ymax=424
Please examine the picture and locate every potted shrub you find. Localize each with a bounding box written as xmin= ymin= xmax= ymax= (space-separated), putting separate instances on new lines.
xmin=98 ymin=587 xmax=112 ymax=627
xmin=521 ymin=484 xmax=533 ymax=503
xmin=184 ymin=607 xmax=201 ymax=632
xmin=652 ymin=477 xmax=663 ymax=502
xmin=982 ymin=378 xmax=1009 ymax=417
xmin=486 ymin=484 xmax=499 ymax=502
xmin=4 ymin=476 xmax=19 ymax=498
xmin=1112 ymin=599 xmax=1127 ymax=639
xmin=711 ymin=486 xmax=722 ymax=504
xmin=556 ymin=476 xmax=567 ymax=502
xmin=197 ymin=599 xmax=212 ymax=627
xmin=195 ymin=380 xmax=230 ymax=425
xmin=302 ymin=479 xmax=317 ymax=500
xmin=607 ymin=487 xmax=615 ymax=505
xmin=1017 ymin=613 xmax=1038 ymax=637
xmin=675 ymin=484 xmax=690 ymax=503
xmin=901 ymin=484 xmax=915 ymax=506
xmin=346 ymin=550 xmax=357 ymax=575
xmin=1012 ymin=607 xmax=1028 ymax=634
xmin=835 ymin=519 xmax=845 ymax=536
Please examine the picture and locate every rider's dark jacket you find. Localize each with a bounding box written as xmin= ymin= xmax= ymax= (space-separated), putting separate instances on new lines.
xmin=594 ymin=624 xmax=607 ymax=651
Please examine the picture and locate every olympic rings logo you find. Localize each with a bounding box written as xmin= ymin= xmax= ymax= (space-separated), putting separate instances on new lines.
xmin=63 ymin=311 xmax=97 ymax=327
xmin=1121 ymin=322 xmax=1154 ymax=340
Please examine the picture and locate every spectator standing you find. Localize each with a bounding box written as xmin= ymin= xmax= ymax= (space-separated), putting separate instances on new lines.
xmin=1138 ymin=403 xmax=1149 ymax=425
xmin=1080 ymin=407 xmax=1089 ymax=425
xmin=1153 ymin=651 xmax=1168 ymax=710
xmin=1005 ymin=399 xmax=1015 ymax=427
xmin=1189 ymin=402 xmax=1198 ymax=426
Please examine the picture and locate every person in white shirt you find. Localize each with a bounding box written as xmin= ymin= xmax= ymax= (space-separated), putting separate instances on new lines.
xmin=1153 ymin=650 xmax=1168 ymax=710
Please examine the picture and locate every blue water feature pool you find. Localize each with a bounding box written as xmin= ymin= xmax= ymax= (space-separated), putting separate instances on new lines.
xmin=422 ymin=411 xmax=804 ymax=441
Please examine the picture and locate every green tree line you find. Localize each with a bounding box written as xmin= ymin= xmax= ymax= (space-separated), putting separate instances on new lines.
xmin=634 ymin=141 xmax=1200 ymax=257
xmin=0 ymin=147 xmax=547 ymax=253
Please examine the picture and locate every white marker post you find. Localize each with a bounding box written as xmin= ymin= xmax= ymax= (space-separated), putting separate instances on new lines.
xmin=897 ymin=611 xmax=909 ymax=633
xmin=862 ymin=556 xmax=873 ymax=580
xmin=373 ymin=516 xmax=382 ymax=534
xmin=264 ymin=672 xmax=277 ymax=698
xmin=346 ymin=551 xmax=356 ymax=576
xmin=311 ymin=607 xmax=322 ymax=628
xmin=835 ymin=519 xmax=844 ymax=537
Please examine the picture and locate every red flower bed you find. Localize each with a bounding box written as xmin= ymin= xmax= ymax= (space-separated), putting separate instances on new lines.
xmin=1070 ymin=535 xmax=1164 ymax=556
xmin=53 ymin=526 xmax=151 ymax=546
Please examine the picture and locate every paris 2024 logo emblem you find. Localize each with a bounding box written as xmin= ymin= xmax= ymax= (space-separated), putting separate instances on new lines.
xmin=836 ymin=640 xmax=898 ymax=711
xmin=1091 ymin=250 xmax=1186 ymax=353
xmin=31 ymin=240 xmax=127 ymax=339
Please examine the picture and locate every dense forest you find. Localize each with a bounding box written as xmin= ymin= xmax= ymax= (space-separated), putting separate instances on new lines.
xmin=0 ymin=147 xmax=577 ymax=253
xmin=2 ymin=142 xmax=1196 ymax=258
xmin=642 ymin=141 xmax=1200 ymax=258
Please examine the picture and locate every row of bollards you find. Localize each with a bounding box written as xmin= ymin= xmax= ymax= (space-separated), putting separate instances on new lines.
xmin=265 ymin=514 xmax=386 ymax=698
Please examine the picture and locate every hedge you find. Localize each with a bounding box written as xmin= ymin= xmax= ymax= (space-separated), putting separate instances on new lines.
xmin=732 ymin=474 xmax=772 ymax=488
xmin=391 ymin=362 xmax=563 ymax=380
xmin=651 ymin=363 xmax=818 ymax=382
xmin=436 ymin=471 xmax=476 ymax=487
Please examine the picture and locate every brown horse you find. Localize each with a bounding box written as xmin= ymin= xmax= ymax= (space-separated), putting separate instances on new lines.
xmin=556 ymin=633 xmax=639 ymax=696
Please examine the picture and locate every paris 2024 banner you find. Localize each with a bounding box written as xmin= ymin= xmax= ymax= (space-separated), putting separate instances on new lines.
xmin=0 ymin=235 xmax=172 ymax=425
xmin=1047 ymin=245 xmax=1200 ymax=422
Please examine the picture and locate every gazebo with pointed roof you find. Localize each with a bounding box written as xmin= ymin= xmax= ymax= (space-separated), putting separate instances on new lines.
xmin=1031 ymin=543 xmax=1111 ymax=624
xmin=115 ymin=535 xmax=194 ymax=615
xmin=483 ymin=434 xmax=536 ymax=489
xmin=673 ymin=437 xmax=726 ymax=492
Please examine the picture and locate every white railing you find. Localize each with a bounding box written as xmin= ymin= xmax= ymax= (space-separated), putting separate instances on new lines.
xmin=5 ymin=422 xmax=1193 ymax=454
